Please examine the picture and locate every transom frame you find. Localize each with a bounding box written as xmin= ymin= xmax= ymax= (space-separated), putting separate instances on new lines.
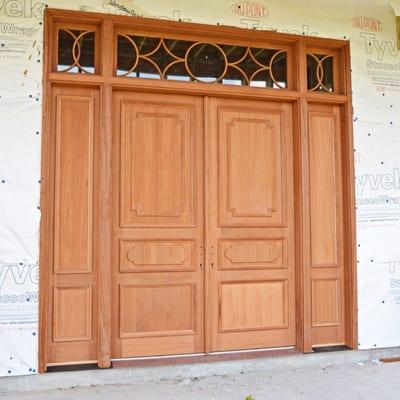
xmin=48 ymin=10 xmax=349 ymax=96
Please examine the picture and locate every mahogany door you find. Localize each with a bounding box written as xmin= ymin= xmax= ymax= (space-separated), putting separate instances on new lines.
xmin=41 ymin=11 xmax=356 ymax=369
xmin=111 ymin=91 xmax=205 ymax=358
xmin=206 ymin=97 xmax=296 ymax=351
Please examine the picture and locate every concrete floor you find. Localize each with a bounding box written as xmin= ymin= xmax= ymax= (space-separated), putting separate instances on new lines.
xmin=2 ymin=360 xmax=400 ymax=400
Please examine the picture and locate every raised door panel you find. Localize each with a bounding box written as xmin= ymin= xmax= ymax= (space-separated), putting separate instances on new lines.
xmin=219 ymin=239 xmax=286 ymax=270
xmin=308 ymin=103 xmax=345 ymax=347
xmin=120 ymin=240 xmax=194 ymax=273
xmin=54 ymin=95 xmax=94 ymax=274
xmin=119 ymin=284 xmax=195 ymax=338
xmin=219 ymin=280 xmax=288 ymax=332
xmin=218 ymin=107 xmax=285 ymax=227
xmin=309 ymin=110 xmax=339 ymax=268
xmin=120 ymin=102 xmax=194 ymax=227
xmin=53 ymin=286 xmax=93 ymax=342
xmin=311 ymin=279 xmax=340 ymax=327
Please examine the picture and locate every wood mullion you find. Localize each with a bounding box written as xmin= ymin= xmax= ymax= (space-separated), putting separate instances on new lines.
xmin=97 ymin=18 xmax=113 ymax=368
xmin=342 ymin=43 xmax=358 ymax=349
xmin=297 ymin=39 xmax=313 ymax=353
xmin=38 ymin=8 xmax=53 ymax=373
xmin=204 ymin=96 xmax=211 ymax=354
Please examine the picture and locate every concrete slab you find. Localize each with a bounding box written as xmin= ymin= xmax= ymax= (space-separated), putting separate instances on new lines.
xmin=1 ymin=360 xmax=400 ymax=399
xmin=0 ymin=347 xmax=399 ymax=396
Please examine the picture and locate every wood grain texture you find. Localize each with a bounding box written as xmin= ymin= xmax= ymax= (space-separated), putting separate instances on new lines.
xmin=39 ymin=8 xmax=53 ymax=372
xmin=342 ymin=43 xmax=358 ymax=350
xmin=207 ymin=97 xmax=296 ymax=352
xmin=111 ymin=92 xmax=204 ymax=358
xmin=46 ymin=85 xmax=100 ymax=365
xmin=97 ymin=17 xmax=113 ymax=368
xmin=308 ymin=103 xmax=346 ymax=347
xmin=40 ymin=9 xmax=356 ymax=369
xmin=53 ymin=95 xmax=94 ymax=274
xmin=309 ymin=108 xmax=340 ymax=268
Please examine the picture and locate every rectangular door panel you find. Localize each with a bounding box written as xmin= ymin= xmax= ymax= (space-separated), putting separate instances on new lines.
xmin=120 ymin=100 xmax=194 ymax=227
xmin=207 ymin=98 xmax=296 ymax=352
xmin=53 ymin=285 xmax=93 ymax=342
xmin=219 ymin=280 xmax=289 ymax=332
xmin=119 ymin=284 xmax=195 ymax=338
xmin=112 ymin=92 xmax=204 ymax=358
xmin=218 ymin=107 xmax=285 ymax=227
xmin=54 ymin=95 xmax=94 ymax=274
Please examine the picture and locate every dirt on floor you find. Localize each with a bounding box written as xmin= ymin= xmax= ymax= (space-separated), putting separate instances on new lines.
xmin=2 ymin=360 xmax=400 ymax=400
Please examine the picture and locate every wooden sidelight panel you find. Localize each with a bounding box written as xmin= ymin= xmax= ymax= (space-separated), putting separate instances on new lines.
xmin=46 ymin=85 xmax=99 ymax=364
xmin=111 ymin=92 xmax=204 ymax=358
xmin=308 ymin=103 xmax=345 ymax=346
xmin=206 ymin=97 xmax=296 ymax=351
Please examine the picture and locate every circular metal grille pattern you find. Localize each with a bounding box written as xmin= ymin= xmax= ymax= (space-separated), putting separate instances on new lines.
xmin=57 ymin=29 xmax=95 ymax=74
xmin=307 ymin=53 xmax=334 ymax=92
xmin=115 ymin=34 xmax=288 ymax=89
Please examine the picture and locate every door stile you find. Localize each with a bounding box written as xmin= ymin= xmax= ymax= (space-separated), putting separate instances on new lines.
xmin=204 ymin=97 xmax=218 ymax=353
xmin=204 ymin=95 xmax=212 ymax=354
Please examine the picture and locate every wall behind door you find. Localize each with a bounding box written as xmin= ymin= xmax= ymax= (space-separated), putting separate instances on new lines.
xmin=1 ymin=0 xmax=400 ymax=376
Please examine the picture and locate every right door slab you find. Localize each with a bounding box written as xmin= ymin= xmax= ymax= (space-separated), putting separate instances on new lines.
xmin=206 ymin=97 xmax=296 ymax=352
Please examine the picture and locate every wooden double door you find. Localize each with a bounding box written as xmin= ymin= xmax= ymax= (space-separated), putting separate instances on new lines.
xmin=42 ymin=11 xmax=357 ymax=370
xmin=111 ymin=91 xmax=295 ymax=358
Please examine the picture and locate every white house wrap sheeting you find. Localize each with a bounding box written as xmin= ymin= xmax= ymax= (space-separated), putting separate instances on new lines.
xmin=0 ymin=0 xmax=400 ymax=377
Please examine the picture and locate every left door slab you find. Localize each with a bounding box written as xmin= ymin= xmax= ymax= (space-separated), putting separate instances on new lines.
xmin=111 ymin=91 xmax=205 ymax=358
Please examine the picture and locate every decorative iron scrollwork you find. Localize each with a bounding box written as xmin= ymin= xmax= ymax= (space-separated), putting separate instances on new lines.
xmin=307 ymin=53 xmax=334 ymax=92
xmin=57 ymin=29 xmax=96 ymax=74
xmin=116 ymin=34 xmax=288 ymax=89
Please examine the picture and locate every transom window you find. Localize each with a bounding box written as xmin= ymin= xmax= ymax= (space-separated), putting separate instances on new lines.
xmin=307 ymin=53 xmax=334 ymax=92
xmin=54 ymin=22 xmax=341 ymax=94
xmin=116 ymin=35 xmax=288 ymax=89
xmin=57 ymin=28 xmax=96 ymax=73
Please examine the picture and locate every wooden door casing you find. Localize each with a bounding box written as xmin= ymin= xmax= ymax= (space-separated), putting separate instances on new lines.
xmin=206 ymin=98 xmax=296 ymax=351
xmin=40 ymin=9 xmax=357 ymax=370
xmin=111 ymin=92 xmax=205 ymax=357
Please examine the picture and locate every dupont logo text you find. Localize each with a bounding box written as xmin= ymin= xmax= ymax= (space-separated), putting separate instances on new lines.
xmin=352 ymin=16 xmax=383 ymax=32
xmin=231 ymin=2 xmax=268 ymax=18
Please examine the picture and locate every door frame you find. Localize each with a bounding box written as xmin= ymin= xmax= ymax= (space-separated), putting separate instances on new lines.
xmin=39 ymin=8 xmax=357 ymax=372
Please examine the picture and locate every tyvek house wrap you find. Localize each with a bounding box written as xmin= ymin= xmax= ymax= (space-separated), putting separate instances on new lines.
xmin=0 ymin=0 xmax=400 ymax=377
